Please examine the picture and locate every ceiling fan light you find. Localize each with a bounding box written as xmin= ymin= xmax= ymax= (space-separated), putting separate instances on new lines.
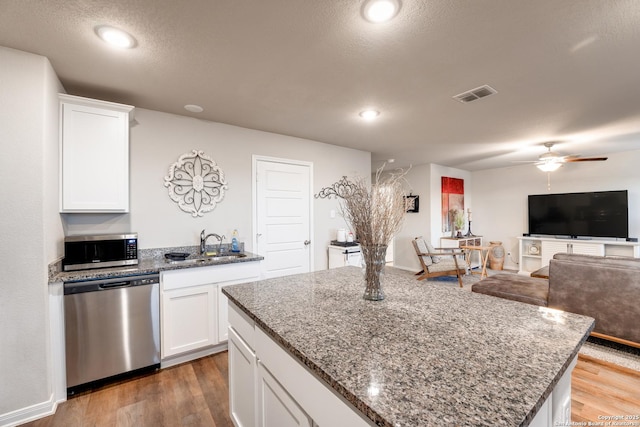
xmin=537 ymin=162 xmax=562 ymax=172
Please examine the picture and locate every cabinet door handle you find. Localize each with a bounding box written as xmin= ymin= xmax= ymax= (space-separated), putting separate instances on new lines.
xmin=304 ymin=240 xmax=311 ymax=246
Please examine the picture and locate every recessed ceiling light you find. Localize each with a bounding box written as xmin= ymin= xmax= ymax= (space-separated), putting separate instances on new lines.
xmin=184 ymin=104 xmax=204 ymax=113
xmin=95 ymin=25 xmax=136 ymax=49
xmin=362 ymin=0 xmax=401 ymax=23
xmin=359 ymin=109 xmax=380 ymax=121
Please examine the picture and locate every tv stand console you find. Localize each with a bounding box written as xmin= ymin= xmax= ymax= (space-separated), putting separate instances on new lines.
xmin=517 ymin=236 xmax=640 ymax=275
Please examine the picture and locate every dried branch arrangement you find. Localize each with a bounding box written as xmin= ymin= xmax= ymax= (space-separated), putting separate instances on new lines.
xmin=337 ymin=165 xmax=408 ymax=300
xmin=339 ymin=166 xmax=407 ymax=247
xmin=317 ymin=165 xmax=408 ymax=299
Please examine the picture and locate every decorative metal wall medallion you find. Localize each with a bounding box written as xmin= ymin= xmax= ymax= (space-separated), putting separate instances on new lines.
xmin=314 ymin=176 xmax=358 ymax=199
xmin=164 ymin=150 xmax=228 ymax=217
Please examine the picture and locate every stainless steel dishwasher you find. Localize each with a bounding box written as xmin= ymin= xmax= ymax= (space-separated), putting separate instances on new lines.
xmin=64 ymin=273 xmax=160 ymax=393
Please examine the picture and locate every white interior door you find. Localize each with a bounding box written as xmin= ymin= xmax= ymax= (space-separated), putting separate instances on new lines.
xmin=254 ymin=157 xmax=313 ymax=278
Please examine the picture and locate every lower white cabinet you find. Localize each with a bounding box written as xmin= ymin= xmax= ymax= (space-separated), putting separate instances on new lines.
xmin=162 ymin=284 xmax=217 ymax=358
xmin=228 ymin=302 xmax=372 ymax=427
xmin=518 ymin=236 xmax=640 ymax=275
xmin=160 ymin=261 xmax=261 ymax=365
xmin=540 ymin=240 xmax=604 ymax=267
xmin=218 ymin=287 xmax=230 ymax=342
xmin=257 ymin=361 xmax=312 ymax=427
xmin=229 ymin=327 xmax=257 ymax=427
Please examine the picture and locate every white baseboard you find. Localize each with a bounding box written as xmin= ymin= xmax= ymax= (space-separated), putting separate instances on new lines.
xmin=0 ymin=393 xmax=58 ymax=427
xmin=160 ymin=342 xmax=228 ymax=369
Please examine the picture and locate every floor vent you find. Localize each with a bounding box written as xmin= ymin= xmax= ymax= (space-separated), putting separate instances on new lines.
xmin=453 ymin=85 xmax=497 ymax=103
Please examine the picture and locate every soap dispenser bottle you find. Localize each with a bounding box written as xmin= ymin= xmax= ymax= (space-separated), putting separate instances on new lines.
xmin=231 ymin=229 xmax=240 ymax=252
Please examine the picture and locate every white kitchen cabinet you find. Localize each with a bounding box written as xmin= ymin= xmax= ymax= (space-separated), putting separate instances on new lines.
xmin=257 ymin=361 xmax=312 ymax=427
xmin=160 ymin=261 xmax=261 ymax=366
xmin=214 ymin=262 xmax=261 ymax=343
xmin=161 ymin=284 xmax=217 ymax=358
xmin=218 ymin=287 xmax=229 ymax=342
xmin=228 ymin=301 xmax=372 ymax=427
xmin=229 ymin=304 xmax=257 ymax=427
xmin=59 ymin=94 xmax=134 ymax=212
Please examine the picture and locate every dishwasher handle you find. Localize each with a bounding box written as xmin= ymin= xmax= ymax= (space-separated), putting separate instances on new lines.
xmin=64 ymin=273 xmax=160 ymax=295
xmin=99 ymin=281 xmax=132 ymax=289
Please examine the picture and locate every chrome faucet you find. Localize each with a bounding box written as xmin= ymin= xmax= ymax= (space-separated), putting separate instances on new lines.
xmin=200 ymin=229 xmax=225 ymax=255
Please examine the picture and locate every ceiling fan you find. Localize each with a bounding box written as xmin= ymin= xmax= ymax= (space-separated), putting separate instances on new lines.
xmin=532 ymin=142 xmax=608 ymax=172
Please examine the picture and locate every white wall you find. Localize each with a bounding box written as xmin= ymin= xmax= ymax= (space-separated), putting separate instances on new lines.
xmin=471 ymin=150 xmax=640 ymax=270
xmin=393 ymin=164 xmax=472 ymax=272
xmin=62 ymin=108 xmax=370 ymax=271
xmin=0 ymin=47 xmax=64 ymax=421
xmin=393 ymin=164 xmax=430 ymax=271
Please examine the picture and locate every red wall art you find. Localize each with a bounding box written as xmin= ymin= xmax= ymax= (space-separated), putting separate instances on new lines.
xmin=441 ymin=177 xmax=464 ymax=233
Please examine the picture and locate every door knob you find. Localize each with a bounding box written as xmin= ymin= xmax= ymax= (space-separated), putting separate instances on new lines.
xmin=304 ymin=240 xmax=311 ymax=246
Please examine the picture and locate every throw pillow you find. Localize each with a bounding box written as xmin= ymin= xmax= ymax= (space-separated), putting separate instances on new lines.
xmin=425 ymin=241 xmax=442 ymax=264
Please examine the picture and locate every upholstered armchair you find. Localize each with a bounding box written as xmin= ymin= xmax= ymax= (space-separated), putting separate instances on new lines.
xmin=412 ymin=237 xmax=466 ymax=287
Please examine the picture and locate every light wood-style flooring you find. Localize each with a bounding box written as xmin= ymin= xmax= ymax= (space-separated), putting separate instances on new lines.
xmin=22 ymin=352 xmax=233 ymax=427
xmin=572 ymin=354 xmax=640 ymax=423
xmin=20 ymin=352 xmax=640 ymax=427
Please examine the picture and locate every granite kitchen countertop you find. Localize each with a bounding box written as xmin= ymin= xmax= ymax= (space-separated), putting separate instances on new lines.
xmin=222 ymin=266 xmax=595 ymax=427
xmin=49 ymin=246 xmax=263 ymax=283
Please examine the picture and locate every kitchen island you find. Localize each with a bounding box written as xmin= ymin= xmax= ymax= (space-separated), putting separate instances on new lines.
xmin=222 ymin=266 xmax=595 ymax=427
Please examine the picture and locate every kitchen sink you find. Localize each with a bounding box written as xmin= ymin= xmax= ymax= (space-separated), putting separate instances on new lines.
xmin=165 ymin=253 xmax=247 ymax=265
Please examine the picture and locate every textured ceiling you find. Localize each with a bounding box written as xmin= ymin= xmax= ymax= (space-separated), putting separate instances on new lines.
xmin=2 ymin=0 xmax=640 ymax=170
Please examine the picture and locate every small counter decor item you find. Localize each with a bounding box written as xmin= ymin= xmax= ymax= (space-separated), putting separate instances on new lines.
xmin=317 ymin=165 xmax=407 ymax=301
xmin=464 ymin=208 xmax=475 ymax=237
xmin=488 ymin=241 xmax=505 ymax=270
xmin=452 ymin=209 xmax=465 ymax=238
xmin=164 ymin=150 xmax=228 ymax=217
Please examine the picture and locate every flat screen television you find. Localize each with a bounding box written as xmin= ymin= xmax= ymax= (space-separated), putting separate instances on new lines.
xmin=528 ymin=190 xmax=628 ymax=239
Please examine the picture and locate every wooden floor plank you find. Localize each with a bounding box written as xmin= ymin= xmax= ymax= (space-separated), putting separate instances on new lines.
xmin=18 ymin=351 xmax=640 ymax=426
xmin=572 ymin=354 xmax=640 ymax=422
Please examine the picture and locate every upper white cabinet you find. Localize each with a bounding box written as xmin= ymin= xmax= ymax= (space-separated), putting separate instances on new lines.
xmin=59 ymin=94 xmax=134 ymax=212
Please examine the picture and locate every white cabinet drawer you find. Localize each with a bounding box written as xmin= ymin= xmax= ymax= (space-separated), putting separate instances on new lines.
xmin=229 ymin=301 xmax=256 ymax=350
xmin=162 ymin=262 xmax=260 ymax=290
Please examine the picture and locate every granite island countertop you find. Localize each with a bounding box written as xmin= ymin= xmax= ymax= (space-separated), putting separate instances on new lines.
xmin=49 ymin=247 xmax=263 ymax=283
xmin=222 ymin=266 xmax=595 ymax=427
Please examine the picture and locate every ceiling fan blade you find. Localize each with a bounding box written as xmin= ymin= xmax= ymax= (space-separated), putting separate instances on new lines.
xmin=563 ymin=157 xmax=608 ymax=162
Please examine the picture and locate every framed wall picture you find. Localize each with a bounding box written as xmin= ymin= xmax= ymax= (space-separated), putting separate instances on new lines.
xmin=441 ymin=177 xmax=464 ymax=232
xmin=405 ymin=194 xmax=419 ymax=213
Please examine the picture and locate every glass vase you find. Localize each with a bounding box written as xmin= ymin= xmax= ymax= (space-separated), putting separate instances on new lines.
xmin=361 ymin=244 xmax=388 ymax=301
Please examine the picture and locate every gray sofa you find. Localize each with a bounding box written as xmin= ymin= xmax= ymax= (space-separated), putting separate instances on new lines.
xmin=472 ymin=253 xmax=640 ymax=347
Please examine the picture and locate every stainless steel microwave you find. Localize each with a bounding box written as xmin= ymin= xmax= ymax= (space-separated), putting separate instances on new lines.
xmin=63 ymin=233 xmax=138 ymax=271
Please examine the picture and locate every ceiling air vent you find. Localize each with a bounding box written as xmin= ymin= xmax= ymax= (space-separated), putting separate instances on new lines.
xmin=453 ymin=85 xmax=497 ymax=103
